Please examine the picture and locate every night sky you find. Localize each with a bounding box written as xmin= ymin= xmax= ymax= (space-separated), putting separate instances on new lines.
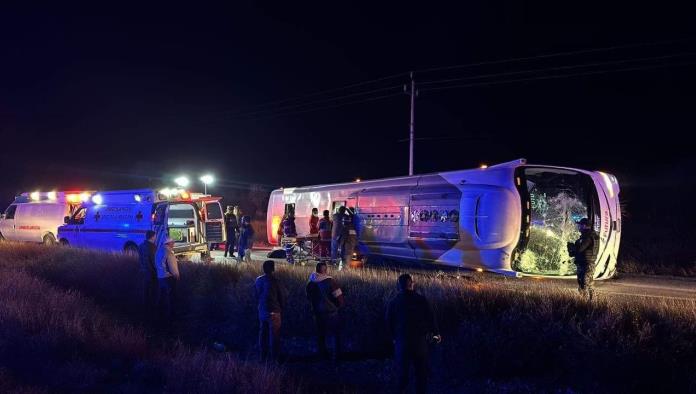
xmin=2 ymin=2 xmax=695 ymax=209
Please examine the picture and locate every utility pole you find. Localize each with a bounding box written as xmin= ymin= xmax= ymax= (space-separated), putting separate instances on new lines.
xmin=407 ymin=71 xmax=417 ymax=176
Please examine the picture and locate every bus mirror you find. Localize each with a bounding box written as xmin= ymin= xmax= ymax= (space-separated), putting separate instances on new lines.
xmin=64 ymin=216 xmax=70 ymax=224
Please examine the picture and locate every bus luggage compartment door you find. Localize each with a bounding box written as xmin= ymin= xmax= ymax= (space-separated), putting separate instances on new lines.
xmin=408 ymin=187 xmax=461 ymax=261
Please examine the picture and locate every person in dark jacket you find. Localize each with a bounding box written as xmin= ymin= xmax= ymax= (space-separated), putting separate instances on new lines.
xmin=568 ymin=218 xmax=600 ymax=300
xmin=282 ymin=211 xmax=297 ymax=264
xmin=254 ymin=260 xmax=287 ymax=361
xmin=306 ymin=262 xmax=345 ymax=360
xmin=318 ymin=210 xmax=332 ymax=259
xmin=138 ymin=230 xmax=158 ymax=311
xmin=386 ymin=274 xmax=441 ymax=394
xmin=238 ymin=216 xmax=255 ymax=263
xmin=331 ymin=206 xmax=349 ymax=264
xmin=224 ymin=206 xmax=239 ymax=258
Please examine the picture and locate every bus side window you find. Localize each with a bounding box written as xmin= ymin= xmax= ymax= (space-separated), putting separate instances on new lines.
xmin=284 ymin=203 xmax=295 ymax=215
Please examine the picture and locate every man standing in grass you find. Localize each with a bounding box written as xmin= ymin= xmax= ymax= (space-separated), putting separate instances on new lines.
xmin=306 ymin=262 xmax=344 ymax=361
xmin=387 ymin=274 xmax=441 ymax=394
xmin=138 ymin=230 xmax=157 ymax=311
xmin=569 ymin=218 xmax=599 ymax=300
xmin=224 ymin=206 xmax=239 ymax=259
xmin=157 ymin=237 xmax=180 ymax=319
xmin=255 ymin=260 xmax=287 ymax=361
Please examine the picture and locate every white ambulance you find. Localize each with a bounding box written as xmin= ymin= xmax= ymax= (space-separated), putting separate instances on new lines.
xmin=0 ymin=191 xmax=90 ymax=244
xmin=57 ymin=188 xmax=226 ymax=256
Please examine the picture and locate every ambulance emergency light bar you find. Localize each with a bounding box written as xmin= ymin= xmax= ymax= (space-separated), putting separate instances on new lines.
xmin=16 ymin=191 xmax=93 ymax=204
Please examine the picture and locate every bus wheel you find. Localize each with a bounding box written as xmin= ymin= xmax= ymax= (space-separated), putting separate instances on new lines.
xmin=59 ymin=239 xmax=70 ymax=247
xmin=123 ymin=243 xmax=139 ymax=256
xmin=42 ymin=233 xmax=56 ymax=246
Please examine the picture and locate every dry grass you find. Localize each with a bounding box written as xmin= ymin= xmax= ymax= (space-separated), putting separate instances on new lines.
xmin=0 ymin=244 xmax=293 ymax=393
xmin=1 ymin=242 xmax=696 ymax=392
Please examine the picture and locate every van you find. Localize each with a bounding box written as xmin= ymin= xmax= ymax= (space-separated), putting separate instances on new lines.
xmin=57 ymin=189 xmax=225 ymax=256
xmin=0 ymin=192 xmax=88 ymax=244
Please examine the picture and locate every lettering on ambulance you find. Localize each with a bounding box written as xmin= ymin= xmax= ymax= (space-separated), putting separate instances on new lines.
xmin=18 ymin=225 xmax=41 ymax=230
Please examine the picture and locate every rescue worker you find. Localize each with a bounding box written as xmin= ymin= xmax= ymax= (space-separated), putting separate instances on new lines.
xmin=238 ymin=215 xmax=255 ymax=263
xmin=568 ymin=218 xmax=600 ymax=300
xmin=343 ymin=207 xmax=359 ymax=268
xmin=331 ymin=206 xmax=348 ymax=264
xmin=309 ymin=207 xmax=320 ymax=256
xmin=224 ymin=206 xmax=239 ymax=259
xmin=282 ymin=210 xmax=298 ymax=264
xmin=277 ymin=213 xmax=287 ymax=247
xmin=138 ymin=230 xmax=157 ymax=312
xmin=306 ymin=262 xmax=344 ymax=361
xmin=157 ymin=237 xmax=180 ymax=320
xmin=255 ymin=260 xmax=287 ymax=361
xmin=318 ymin=210 xmax=333 ymax=259
xmin=309 ymin=208 xmax=320 ymax=234
xmin=386 ymin=274 xmax=441 ymax=394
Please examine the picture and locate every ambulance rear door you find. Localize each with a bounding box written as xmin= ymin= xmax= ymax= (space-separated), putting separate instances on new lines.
xmin=203 ymin=200 xmax=225 ymax=245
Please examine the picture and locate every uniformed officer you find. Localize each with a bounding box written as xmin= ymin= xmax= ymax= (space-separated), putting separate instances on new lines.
xmin=568 ymin=218 xmax=600 ymax=300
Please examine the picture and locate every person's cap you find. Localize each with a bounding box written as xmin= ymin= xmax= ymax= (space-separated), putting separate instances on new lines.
xmin=576 ymin=218 xmax=590 ymax=226
xmin=165 ymin=237 xmax=176 ymax=244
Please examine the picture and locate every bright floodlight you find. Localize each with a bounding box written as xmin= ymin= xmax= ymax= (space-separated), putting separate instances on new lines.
xmin=174 ymin=176 xmax=190 ymax=187
xmin=200 ymin=174 xmax=214 ymax=185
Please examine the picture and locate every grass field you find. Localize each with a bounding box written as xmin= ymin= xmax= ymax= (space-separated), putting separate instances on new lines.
xmin=1 ymin=242 xmax=695 ymax=393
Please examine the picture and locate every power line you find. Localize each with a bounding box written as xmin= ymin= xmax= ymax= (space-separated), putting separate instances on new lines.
xmin=418 ymin=52 xmax=696 ymax=87
xmin=235 ymin=92 xmax=404 ymax=120
xmin=225 ymin=71 xmax=410 ymax=114
xmin=230 ymin=84 xmax=403 ymax=118
xmin=419 ymin=60 xmax=696 ymax=92
xmin=415 ymin=37 xmax=696 ymax=74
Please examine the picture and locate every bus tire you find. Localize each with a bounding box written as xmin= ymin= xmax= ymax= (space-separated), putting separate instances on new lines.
xmin=123 ymin=242 xmax=139 ymax=256
xmin=59 ymin=239 xmax=70 ymax=247
xmin=42 ymin=233 xmax=56 ymax=246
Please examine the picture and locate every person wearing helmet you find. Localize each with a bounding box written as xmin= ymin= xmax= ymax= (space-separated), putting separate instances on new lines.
xmin=568 ymin=218 xmax=600 ymax=300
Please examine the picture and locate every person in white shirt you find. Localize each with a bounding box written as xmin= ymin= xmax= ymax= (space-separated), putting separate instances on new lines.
xmin=157 ymin=237 xmax=180 ymax=319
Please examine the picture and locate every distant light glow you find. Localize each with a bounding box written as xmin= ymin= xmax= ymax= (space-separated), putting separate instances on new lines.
xmin=66 ymin=194 xmax=80 ymax=203
xmin=92 ymin=194 xmax=103 ymax=205
xmin=355 ymin=178 xmax=361 ymax=183
xmin=80 ymin=192 xmax=91 ymax=202
xmin=175 ymin=176 xmax=190 ymax=187
xmin=476 ymin=268 xmax=484 ymax=272
xmin=480 ymin=164 xmax=488 ymax=169
xmin=180 ymin=191 xmax=190 ymax=199
xmin=47 ymin=191 xmax=57 ymax=201
xmin=134 ymin=194 xmax=142 ymax=202
xmin=200 ymin=174 xmax=214 ymax=185
xmin=30 ymin=191 xmax=40 ymax=201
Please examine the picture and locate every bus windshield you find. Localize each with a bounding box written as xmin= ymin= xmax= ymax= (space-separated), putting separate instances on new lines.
xmin=514 ymin=167 xmax=600 ymax=276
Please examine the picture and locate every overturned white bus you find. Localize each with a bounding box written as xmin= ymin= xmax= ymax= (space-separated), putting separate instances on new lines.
xmin=266 ymin=159 xmax=621 ymax=279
